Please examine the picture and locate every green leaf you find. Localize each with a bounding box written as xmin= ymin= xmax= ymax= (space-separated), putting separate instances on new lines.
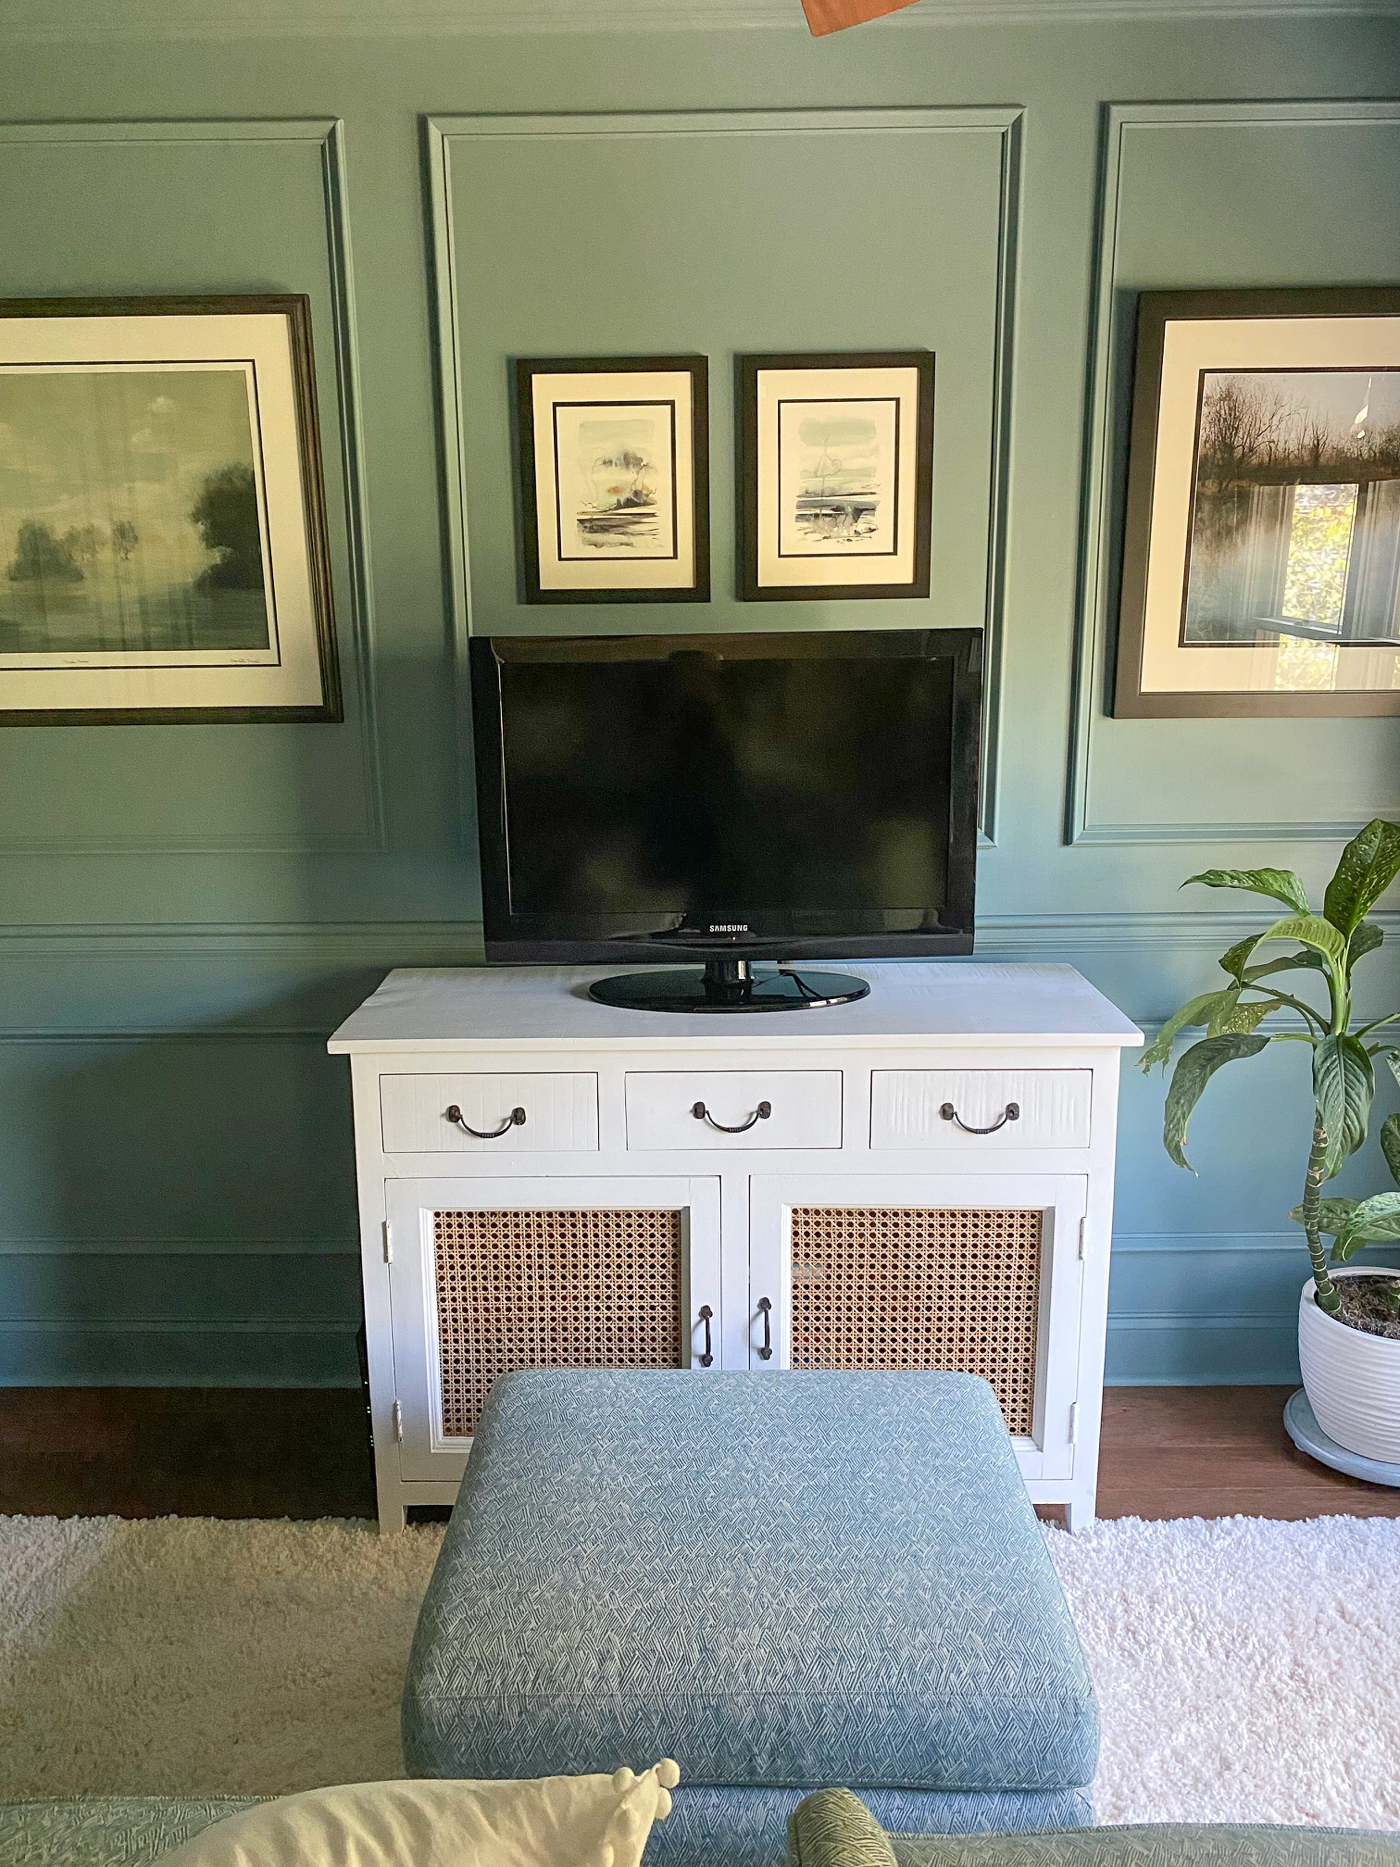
xmin=1287 ymin=1196 xmax=1359 ymax=1236
xmin=1139 ymin=991 xmax=1235 ymax=1073
xmin=1335 ymin=1190 xmax=1400 ymax=1262
xmin=1242 ymin=950 xmax=1326 ymax=984
xmin=1163 ymin=1033 xmax=1270 ymax=1172
xmin=1313 ymin=1033 xmax=1374 ymax=1177
xmin=1324 ymin=818 xmax=1400 ymax=935
xmin=1348 ymin=921 xmax=1384 ymax=972
xmin=1206 ymin=990 xmax=1273 ymax=1037
xmin=1204 ymin=987 xmax=1240 ymax=1033
xmin=1389 ymin=1051 xmax=1400 ymax=1094
xmin=1219 ymin=935 xmax=1261 ymax=983
xmin=1183 ymin=867 xmax=1311 ymax=914
xmin=1257 ymin=913 xmax=1348 ymax=970
xmin=1382 ymin=1112 xmax=1400 ymax=1190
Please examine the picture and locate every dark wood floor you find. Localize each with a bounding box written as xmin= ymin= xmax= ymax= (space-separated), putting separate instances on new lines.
xmin=1095 ymin=1385 xmax=1400 ymax=1522
xmin=0 ymin=1386 xmax=377 ymax=1520
xmin=0 ymin=1384 xmax=1396 ymax=1522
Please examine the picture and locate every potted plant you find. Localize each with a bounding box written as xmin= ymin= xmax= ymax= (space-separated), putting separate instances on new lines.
xmin=1143 ymin=818 xmax=1400 ymax=1463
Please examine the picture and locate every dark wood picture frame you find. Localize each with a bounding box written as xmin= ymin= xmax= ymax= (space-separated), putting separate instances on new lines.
xmin=0 ymin=292 xmax=341 ymax=726
xmin=513 ymin=355 xmax=710 ymax=605
xmin=1114 ymin=286 xmax=1400 ymax=719
xmin=737 ymin=350 xmax=935 ymax=602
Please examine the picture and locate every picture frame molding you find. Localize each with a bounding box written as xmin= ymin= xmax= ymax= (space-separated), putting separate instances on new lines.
xmin=737 ymin=348 xmax=935 ymax=603
xmin=512 ymin=353 xmax=710 ymax=605
xmin=0 ymin=291 xmax=341 ymax=726
xmin=1114 ymin=284 xmax=1400 ymax=721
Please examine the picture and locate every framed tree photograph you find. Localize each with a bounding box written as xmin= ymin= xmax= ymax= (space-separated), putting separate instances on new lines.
xmin=738 ymin=351 xmax=934 ymax=602
xmin=0 ymin=294 xmax=340 ymax=726
xmin=514 ymin=356 xmax=709 ymax=603
xmin=1114 ymin=288 xmax=1400 ymax=717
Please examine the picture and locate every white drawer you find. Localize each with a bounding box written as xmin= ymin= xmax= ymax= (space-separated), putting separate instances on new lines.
xmin=380 ymin=1073 xmax=598 ymax=1152
xmin=870 ymin=1069 xmax=1092 ymax=1150
xmin=626 ymin=1071 xmax=842 ymax=1150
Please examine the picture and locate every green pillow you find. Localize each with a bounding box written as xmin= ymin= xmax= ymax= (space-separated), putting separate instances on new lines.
xmin=788 ymin=1789 xmax=900 ymax=1867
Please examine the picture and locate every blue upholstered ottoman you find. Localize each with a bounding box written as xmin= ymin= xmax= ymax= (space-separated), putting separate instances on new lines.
xmin=403 ymin=1370 xmax=1098 ymax=1867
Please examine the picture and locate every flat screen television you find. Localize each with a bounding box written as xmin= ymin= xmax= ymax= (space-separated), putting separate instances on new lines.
xmin=469 ymin=629 xmax=981 ymax=1012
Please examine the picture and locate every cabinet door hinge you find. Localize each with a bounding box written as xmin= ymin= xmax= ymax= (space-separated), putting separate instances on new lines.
xmin=382 ymin=1220 xmax=393 ymax=1266
xmin=1077 ymin=1217 xmax=1087 ymax=1261
xmin=391 ymin=1400 xmax=403 ymax=1443
xmin=1069 ymin=1401 xmax=1079 ymax=1446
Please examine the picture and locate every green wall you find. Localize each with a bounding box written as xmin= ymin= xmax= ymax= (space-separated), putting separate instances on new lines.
xmin=1 ymin=10 xmax=1398 ymax=1385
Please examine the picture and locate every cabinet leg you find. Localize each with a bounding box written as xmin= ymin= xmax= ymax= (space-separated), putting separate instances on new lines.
xmin=373 ymin=1451 xmax=406 ymax=1534
xmin=1064 ymin=1491 xmax=1097 ymax=1534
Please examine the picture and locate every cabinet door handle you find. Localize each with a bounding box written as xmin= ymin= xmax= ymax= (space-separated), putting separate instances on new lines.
xmin=445 ymin=1104 xmax=526 ymax=1139
xmin=756 ymin=1295 xmax=773 ymax=1361
xmin=692 ymin=1099 xmax=771 ymax=1134
xmin=697 ymin=1304 xmax=714 ymax=1368
xmin=939 ymin=1100 xmax=1019 ymax=1135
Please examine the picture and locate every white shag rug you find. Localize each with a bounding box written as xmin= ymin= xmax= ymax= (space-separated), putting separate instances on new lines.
xmin=1 ymin=1512 xmax=1398 ymax=1829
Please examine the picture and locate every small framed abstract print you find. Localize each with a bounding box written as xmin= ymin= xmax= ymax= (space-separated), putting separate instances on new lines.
xmin=514 ymin=355 xmax=709 ymax=603
xmin=738 ymin=351 xmax=934 ymax=601
xmin=1114 ymin=288 xmax=1400 ymax=717
xmin=0 ymin=294 xmax=340 ymax=725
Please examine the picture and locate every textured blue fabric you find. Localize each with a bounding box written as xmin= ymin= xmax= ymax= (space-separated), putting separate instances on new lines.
xmin=647 ymin=1788 xmax=1093 ymax=1867
xmin=403 ymin=1369 xmax=1098 ymax=1794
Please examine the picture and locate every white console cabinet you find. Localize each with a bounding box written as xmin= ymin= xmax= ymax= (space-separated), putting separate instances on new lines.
xmin=328 ymin=962 xmax=1141 ymax=1531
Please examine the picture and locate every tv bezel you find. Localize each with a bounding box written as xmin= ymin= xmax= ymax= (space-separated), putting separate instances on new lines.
xmin=469 ymin=629 xmax=981 ymax=966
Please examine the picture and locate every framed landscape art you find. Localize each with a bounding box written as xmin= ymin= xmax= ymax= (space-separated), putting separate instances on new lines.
xmin=0 ymin=295 xmax=340 ymax=726
xmin=1114 ymin=288 xmax=1400 ymax=717
xmin=738 ymin=351 xmax=934 ymax=601
xmin=514 ymin=355 xmax=709 ymax=603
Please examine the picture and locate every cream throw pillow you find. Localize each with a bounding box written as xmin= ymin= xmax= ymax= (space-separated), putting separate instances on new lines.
xmin=159 ymin=1760 xmax=681 ymax=1867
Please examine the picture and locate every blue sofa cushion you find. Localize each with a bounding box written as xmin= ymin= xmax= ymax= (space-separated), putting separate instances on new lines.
xmin=653 ymin=1788 xmax=1093 ymax=1867
xmin=403 ymin=1369 xmax=1098 ymax=1792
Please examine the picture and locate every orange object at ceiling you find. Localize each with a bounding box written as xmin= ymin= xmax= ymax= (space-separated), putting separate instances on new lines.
xmin=800 ymin=0 xmax=921 ymax=33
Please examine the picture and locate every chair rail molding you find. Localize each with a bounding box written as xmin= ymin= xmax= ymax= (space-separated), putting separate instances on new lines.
xmin=425 ymin=105 xmax=1022 ymax=847
xmin=1065 ymin=97 xmax=1400 ymax=850
xmin=8 ymin=0 xmax=1400 ymax=40
xmin=0 ymin=1236 xmax=358 ymax=1256
xmin=0 ymin=116 xmax=387 ymax=858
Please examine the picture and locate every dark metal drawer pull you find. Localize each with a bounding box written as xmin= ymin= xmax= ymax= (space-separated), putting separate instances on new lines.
xmin=692 ymin=1099 xmax=771 ymax=1134
xmin=697 ymin=1304 xmax=714 ymax=1368
xmin=939 ymin=1100 xmax=1020 ymax=1136
xmin=756 ymin=1295 xmax=773 ymax=1360
xmin=446 ymin=1104 xmax=526 ymax=1139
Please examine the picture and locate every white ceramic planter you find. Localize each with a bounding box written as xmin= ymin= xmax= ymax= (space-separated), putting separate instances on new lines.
xmin=1298 ymin=1266 xmax=1400 ymax=1463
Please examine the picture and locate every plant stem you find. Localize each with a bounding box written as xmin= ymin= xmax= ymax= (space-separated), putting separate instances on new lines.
xmin=1326 ymin=958 xmax=1349 ymax=1035
xmin=1301 ymin=1116 xmax=1342 ymax=1315
xmin=1249 ymin=987 xmax=1327 ymax=1034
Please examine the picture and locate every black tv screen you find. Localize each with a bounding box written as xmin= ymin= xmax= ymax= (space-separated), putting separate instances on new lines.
xmin=470 ymin=630 xmax=980 ymax=965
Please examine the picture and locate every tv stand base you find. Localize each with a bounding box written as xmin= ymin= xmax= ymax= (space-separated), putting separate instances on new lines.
xmin=587 ymin=957 xmax=870 ymax=1014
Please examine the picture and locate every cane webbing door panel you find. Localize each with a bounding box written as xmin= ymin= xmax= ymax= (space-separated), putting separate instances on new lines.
xmin=788 ymin=1202 xmax=1042 ymax=1434
xmin=748 ymin=1173 xmax=1087 ymax=1479
xmin=386 ymin=1176 xmax=721 ymax=1480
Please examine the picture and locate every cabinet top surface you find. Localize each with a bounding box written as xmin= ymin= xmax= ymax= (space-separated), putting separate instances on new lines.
xmin=327 ymin=962 xmax=1143 ymax=1053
